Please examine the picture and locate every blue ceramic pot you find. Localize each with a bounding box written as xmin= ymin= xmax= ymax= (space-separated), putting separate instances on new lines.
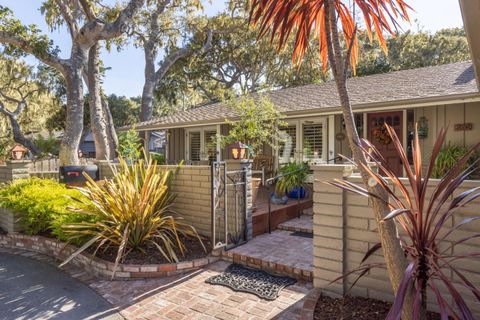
xmin=288 ymin=187 xmax=306 ymax=199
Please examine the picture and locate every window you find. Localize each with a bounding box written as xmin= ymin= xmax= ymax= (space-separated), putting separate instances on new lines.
xmin=302 ymin=122 xmax=324 ymax=163
xmin=188 ymin=131 xmax=201 ymax=161
xmin=279 ymin=125 xmax=297 ymax=164
xmin=204 ymin=130 xmax=217 ymax=162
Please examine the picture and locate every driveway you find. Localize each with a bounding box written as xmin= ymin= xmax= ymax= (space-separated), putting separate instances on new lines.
xmin=0 ymin=252 xmax=121 ymax=320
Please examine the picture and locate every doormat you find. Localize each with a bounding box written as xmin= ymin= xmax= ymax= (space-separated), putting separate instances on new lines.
xmin=205 ymin=264 xmax=296 ymax=300
xmin=290 ymin=231 xmax=313 ymax=239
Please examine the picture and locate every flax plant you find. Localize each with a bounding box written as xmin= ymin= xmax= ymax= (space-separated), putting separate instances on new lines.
xmin=60 ymin=155 xmax=205 ymax=276
xmin=329 ymin=126 xmax=480 ymax=319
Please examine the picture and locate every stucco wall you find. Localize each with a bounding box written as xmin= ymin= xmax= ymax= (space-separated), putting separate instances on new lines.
xmin=312 ymin=164 xmax=480 ymax=315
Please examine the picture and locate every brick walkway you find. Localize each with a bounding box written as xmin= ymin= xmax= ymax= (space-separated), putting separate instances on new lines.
xmin=92 ymin=260 xmax=313 ymax=320
xmin=223 ymin=229 xmax=313 ymax=281
xmin=278 ymin=215 xmax=313 ymax=234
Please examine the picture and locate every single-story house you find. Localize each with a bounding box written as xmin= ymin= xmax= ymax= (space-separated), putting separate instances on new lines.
xmin=131 ymin=61 xmax=480 ymax=176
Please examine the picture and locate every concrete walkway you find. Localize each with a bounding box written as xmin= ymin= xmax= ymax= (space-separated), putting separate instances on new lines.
xmin=0 ymin=252 xmax=121 ymax=320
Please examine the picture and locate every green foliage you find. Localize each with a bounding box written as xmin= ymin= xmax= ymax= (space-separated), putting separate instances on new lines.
xmin=218 ymin=95 xmax=286 ymax=157
xmin=60 ymin=155 xmax=205 ymax=274
xmin=107 ymin=94 xmax=140 ymax=127
xmin=117 ymin=127 xmax=142 ymax=161
xmin=432 ymin=143 xmax=479 ymax=179
xmin=356 ymin=28 xmax=471 ymax=76
xmin=0 ymin=177 xmax=86 ymax=236
xmin=275 ymin=162 xmax=309 ymax=194
xmin=33 ymin=134 xmax=59 ymax=157
xmin=150 ymin=152 xmax=166 ymax=164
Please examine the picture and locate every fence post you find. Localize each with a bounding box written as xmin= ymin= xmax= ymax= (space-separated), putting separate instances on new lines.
xmin=6 ymin=160 xmax=31 ymax=182
xmin=225 ymin=159 xmax=253 ymax=241
xmin=312 ymin=164 xmax=348 ymax=297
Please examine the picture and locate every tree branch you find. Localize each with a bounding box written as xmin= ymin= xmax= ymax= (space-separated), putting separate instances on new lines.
xmin=0 ymin=31 xmax=67 ymax=73
xmin=98 ymin=0 xmax=146 ymax=40
xmin=154 ymin=28 xmax=213 ymax=86
xmin=55 ymin=0 xmax=79 ymax=37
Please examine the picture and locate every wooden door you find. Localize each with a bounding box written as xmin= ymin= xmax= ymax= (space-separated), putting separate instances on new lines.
xmin=367 ymin=111 xmax=403 ymax=176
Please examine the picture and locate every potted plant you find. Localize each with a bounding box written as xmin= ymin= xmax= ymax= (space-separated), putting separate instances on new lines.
xmin=275 ymin=162 xmax=309 ymax=199
xmin=218 ymin=95 xmax=287 ymax=210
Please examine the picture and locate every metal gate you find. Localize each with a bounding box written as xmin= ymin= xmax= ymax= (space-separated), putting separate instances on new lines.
xmin=211 ymin=161 xmax=248 ymax=250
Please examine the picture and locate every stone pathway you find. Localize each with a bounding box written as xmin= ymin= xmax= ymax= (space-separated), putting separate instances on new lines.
xmin=223 ymin=228 xmax=313 ymax=281
xmin=278 ymin=215 xmax=313 ymax=234
xmin=91 ymin=260 xmax=313 ymax=320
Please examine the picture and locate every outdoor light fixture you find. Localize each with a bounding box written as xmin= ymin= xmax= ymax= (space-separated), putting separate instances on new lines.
xmin=229 ymin=141 xmax=248 ymax=160
xmin=11 ymin=144 xmax=28 ymax=160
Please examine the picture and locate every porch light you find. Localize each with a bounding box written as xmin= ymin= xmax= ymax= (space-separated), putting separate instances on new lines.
xmin=229 ymin=141 xmax=248 ymax=160
xmin=11 ymin=144 xmax=28 ymax=160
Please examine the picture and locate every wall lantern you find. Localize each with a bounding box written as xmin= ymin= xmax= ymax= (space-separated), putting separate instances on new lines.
xmin=229 ymin=141 xmax=248 ymax=160
xmin=11 ymin=144 xmax=28 ymax=160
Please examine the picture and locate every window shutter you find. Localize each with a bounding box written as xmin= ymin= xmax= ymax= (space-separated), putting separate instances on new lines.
xmin=302 ymin=123 xmax=323 ymax=161
xmin=189 ymin=132 xmax=201 ymax=161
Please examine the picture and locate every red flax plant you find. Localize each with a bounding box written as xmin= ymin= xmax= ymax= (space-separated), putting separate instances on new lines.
xmin=329 ymin=126 xmax=480 ymax=319
xmin=249 ymin=0 xmax=416 ymax=317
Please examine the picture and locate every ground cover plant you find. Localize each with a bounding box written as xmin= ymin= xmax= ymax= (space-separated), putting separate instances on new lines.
xmin=0 ymin=177 xmax=89 ymax=239
xmin=60 ymin=155 xmax=206 ymax=275
xmin=330 ymin=126 xmax=480 ymax=319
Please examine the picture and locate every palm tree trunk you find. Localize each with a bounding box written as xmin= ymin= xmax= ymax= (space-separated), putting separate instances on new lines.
xmin=324 ymin=1 xmax=415 ymax=318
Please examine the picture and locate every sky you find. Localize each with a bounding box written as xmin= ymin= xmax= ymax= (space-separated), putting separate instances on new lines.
xmin=0 ymin=0 xmax=466 ymax=97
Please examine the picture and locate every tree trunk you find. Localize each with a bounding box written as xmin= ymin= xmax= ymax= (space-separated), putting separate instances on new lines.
xmin=140 ymin=47 xmax=156 ymax=122
xmin=87 ymin=44 xmax=116 ymax=160
xmin=324 ymin=1 xmax=415 ymax=318
xmin=8 ymin=115 xmax=41 ymax=156
xmin=102 ymin=96 xmax=118 ymax=157
xmin=59 ymin=45 xmax=86 ymax=165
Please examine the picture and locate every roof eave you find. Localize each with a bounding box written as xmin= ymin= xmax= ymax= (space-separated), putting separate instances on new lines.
xmin=460 ymin=0 xmax=480 ymax=90
xmin=130 ymin=92 xmax=480 ymax=131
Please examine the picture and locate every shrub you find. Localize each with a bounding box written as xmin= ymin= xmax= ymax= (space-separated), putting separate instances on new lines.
xmin=0 ymin=178 xmax=86 ymax=236
xmin=432 ymin=143 xmax=479 ymax=178
xmin=60 ymin=155 xmax=205 ymax=275
xmin=330 ymin=126 xmax=480 ymax=319
xmin=117 ymin=126 xmax=142 ymax=161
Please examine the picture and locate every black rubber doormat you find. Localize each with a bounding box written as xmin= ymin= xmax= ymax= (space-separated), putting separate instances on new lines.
xmin=290 ymin=231 xmax=313 ymax=238
xmin=205 ymin=264 xmax=296 ymax=300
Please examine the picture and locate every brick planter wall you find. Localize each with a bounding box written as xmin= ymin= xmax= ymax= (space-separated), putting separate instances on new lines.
xmin=0 ymin=234 xmax=219 ymax=280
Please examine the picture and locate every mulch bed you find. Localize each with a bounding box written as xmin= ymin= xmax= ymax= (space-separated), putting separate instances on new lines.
xmin=314 ymin=295 xmax=441 ymax=320
xmin=89 ymin=236 xmax=211 ymax=265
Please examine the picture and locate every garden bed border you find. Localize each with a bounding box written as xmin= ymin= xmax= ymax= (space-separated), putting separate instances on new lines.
xmin=0 ymin=234 xmax=220 ymax=279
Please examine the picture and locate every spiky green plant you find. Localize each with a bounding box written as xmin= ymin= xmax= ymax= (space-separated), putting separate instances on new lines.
xmin=60 ymin=155 xmax=205 ymax=275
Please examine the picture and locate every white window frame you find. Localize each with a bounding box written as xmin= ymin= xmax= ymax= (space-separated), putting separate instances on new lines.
xmin=276 ymin=117 xmax=328 ymax=166
xmin=185 ymin=126 xmax=219 ymax=162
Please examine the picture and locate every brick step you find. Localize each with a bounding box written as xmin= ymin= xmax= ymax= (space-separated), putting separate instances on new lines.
xmin=222 ymin=230 xmax=313 ymax=282
xmin=277 ymin=215 xmax=313 ymax=234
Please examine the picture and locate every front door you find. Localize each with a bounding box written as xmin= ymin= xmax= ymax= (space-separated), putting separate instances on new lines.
xmin=367 ymin=111 xmax=403 ymax=176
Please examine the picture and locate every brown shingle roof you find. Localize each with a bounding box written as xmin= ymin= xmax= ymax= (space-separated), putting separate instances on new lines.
xmin=135 ymin=61 xmax=479 ymax=130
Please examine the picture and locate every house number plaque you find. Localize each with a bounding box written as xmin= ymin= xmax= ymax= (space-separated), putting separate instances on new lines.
xmin=454 ymin=123 xmax=473 ymax=131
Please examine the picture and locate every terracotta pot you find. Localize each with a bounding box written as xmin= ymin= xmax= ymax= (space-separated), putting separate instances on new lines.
xmin=251 ymin=177 xmax=262 ymax=212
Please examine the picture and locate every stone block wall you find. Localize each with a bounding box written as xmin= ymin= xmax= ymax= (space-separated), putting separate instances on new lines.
xmin=313 ymin=164 xmax=480 ymax=315
xmin=0 ymin=161 xmax=30 ymax=184
xmin=98 ymin=163 xmax=213 ymax=237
